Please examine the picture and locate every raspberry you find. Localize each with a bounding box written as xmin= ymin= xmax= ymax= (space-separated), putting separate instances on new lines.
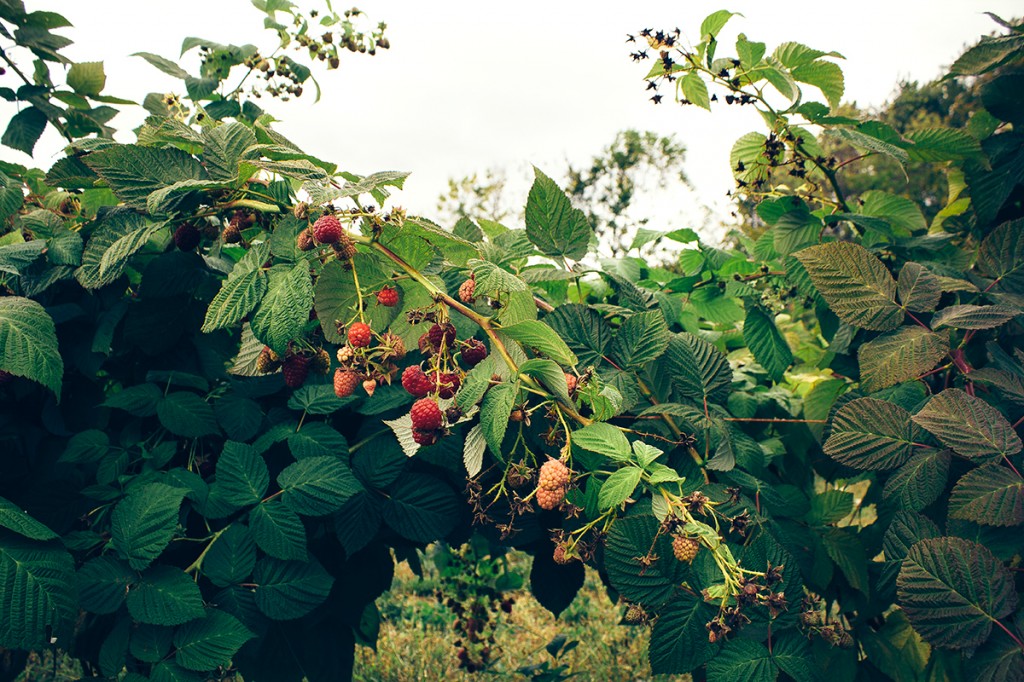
xmin=429 ymin=371 xmax=461 ymax=399
xmin=334 ymin=232 xmax=356 ymax=260
xmin=537 ymin=486 xmax=565 ymax=510
xmin=282 ymin=354 xmax=311 ymax=389
xmin=347 ymin=322 xmax=372 ymax=348
xmin=553 ymin=543 xmax=572 ymax=565
xmin=410 ymin=398 xmax=443 ymax=431
xmin=564 ymin=373 xmax=577 ymax=394
xmin=333 ymin=369 xmax=360 ymax=397
xmin=417 ymin=332 xmax=434 ymax=357
xmin=412 ymin=429 xmax=439 ymax=446
xmin=336 ymin=346 xmax=354 ymax=364
xmin=310 ymin=348 xmax=332 ymax=375
xmin=538 ymin=459 xmax=570 ymax=490
xmin=402 ymin=365 xmax=433 ymax=397
xmin=376 ymin=286 xmax=399 ymax=307
xmin=428 ymin=322 xmax=456 ymax=350
xmin=362 ymin=379 xmax=377 ymax=397
xmin=297 ymin=229 xmax=315 ymax=251
xmin=672 ymin=535 xmax=700 ymax=563
xmin=223 ymin=217 xmax=242 ymax=244
xmin=460 ymin=339 xmax=488 ymax=367
xmin=255 ymin=346 xmax=281 ymax=374
xmin=293 ymin=202 xmax=309 ymax=220
xmin=458 ymin=278 xmax=476 ymax=303
xmin=380 ymin=332 xmax=406 ymax=360
xmin=174 ymin=223 xmax=201 ymax=251
xmin=313 ymin=214 xmax=343 ymax=244
xmin=623 ymin=604 xmax=646 ymax=624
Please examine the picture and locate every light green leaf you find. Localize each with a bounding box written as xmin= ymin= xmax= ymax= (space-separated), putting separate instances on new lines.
xmin=518 ymin=358 xmax=571 ymax=406
xmin=203 ymin=123 xmax=258 ymax=181
xmin=463 ymin=424 xmax=486 ymax=478
xmin=67 ymin=61 xmax=106 ymax=96
xmin=791 ymin=60 xmax=844 ymax=110
xmin=860 ymin=191 xmax=926 ymax=235
xmin=0 ymin=497 xmax=57 ymax=540
xmin=480 ymin=382 xmax=516 ymax=457
xmin=111 ymin=483 xmax=187 ymax=570
xmin=573 ymin=422 xmax=631 ymax=461
xmin=502 ymin=320 xmax=578 ymax=367
xmin=949 ymin=464 xmax=1023 ymax=526
xmin=898 ymin=537 xmax=1017 ymax=648
xmin=598 ymin=467 xmax=643 ymax=510
xmin=83 ymin=145 xmax=205 ymax=209
xmin=857 ymin=326 xmax=949 ymax=393
xmin=202 ymin=268 xmax=267 ymax=333
xmin=0 ymin=297 xmax=63 ymax=397
xmin=699 ymin=10 xmax=739 ymax=40
xmin=681 ymin=72 xmax=710 ymax=110
xmin=251 ymin=262 xmax=313 ymax=354
xmin=912 ymin=388 xmax=1022 ymax=459
xmin=133 ymin=52 xmax=190 ymax=79
xmin=795 ymin=241 xmax=902 ymax=331
xmin=524 ymin=166 xmax=592 ymax=261
xmin=905 ymin=127 xmax=984 ymax=163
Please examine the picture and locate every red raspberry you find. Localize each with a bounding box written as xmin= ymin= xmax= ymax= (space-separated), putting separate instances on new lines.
xmin=429 ymin=371 xmax=461 ymax=399
xmin=362 ymin=379 xmax=377 ymax=397
xmin=564 ymin=373 xmax=577 ymax=394
xmin=333 ymin=369 xmax=360 ymax=397
xmin=376 ymin=286 xmax=399 ymax=307
xmin=418 ymin=333 xmax=434 ymax=357
xmin=334 ymin=232 xmax=356 ymax=260
xmin=538 ymin=459 xmax=570 ymax=490
xmin=672 ymin=536 xmax=700 ymax=563
xmin=537 ymin=486 xmax=565 ymax=510
xmin=174 ymin=223 xmax=201 ymax=251
xmin=553 ymin=544 xmax=572 ymax=564
xmin=460 ymin=339 xmax=488 ymax=367
xmin=223 ymin=216 xmax=242 ymax=244
xmin=458 ymin=278 xmax=476 ymax=303
xmin=313 ymin=214 xmax=343 ymax=244
xmin=412 ymin=429 xmax=439 ymax=446
xmin=282 ymin=354 xmax=311 ymax=389
xmin=347 ymin=322 xmax=373 ymax=348
xmin=428 ymin=322 xmax=456 ymax=350
xmin=256 ymin=346 xmax=281 ymax=374
xmin=401 ymin=365 xmax=433 ymax=397
xmin=297 ymin=229 xmax=315 ymax=251
xmin=410 ymin=398 xmax=443 ymax=431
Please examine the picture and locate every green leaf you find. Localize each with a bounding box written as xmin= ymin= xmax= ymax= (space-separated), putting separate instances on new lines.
xmin=860 ymin=191 xmax=927 ymax=235
xmin=278 ymin=455 xmax=362 ymax=517
xmin=463 ymin=424 xmax=486 ymax=478
xmin=157 ymin=392 xmax=219 ymax=438
xmin=598 ymin=467 xmax=643 ymax=510
xmin=2 ymin=107 xmax=47 ymax=155
xmin=791 ymin=59 xmax=844 ymax=109
xmin=898 ymin=537 xmax=1018 ymax=648
xmin=824 ymin=397 xmax=922 ymax=470
xmin=76 ymin=211 xmax=146 ymax=289
xmin=0 ymin=534 xmax=76 ymax=649
xmin=518 ymin=358 xmax=571 ymax=405
xmin=828 ymin=125 xmax=910 ymax=164
xmin=83 ymin=144 xmax=205 ymax=209
xmin=949 ymin=464 xmax=1024 ymax=526
xmin=524 ymin=166 xmax=592 ymax=261
xmin=0 ymin=496 xmax=57 ymax=540
xmin=203 ymin=123 xmax=257 ymax=181
xmin=216 ymin=442 xmax=269 ymax=507
xmin=215 ymin=396 xmax=263 ymax=441
xmin=905 ymin=127 xmax=984 ymax=163
xmin=133 ymin=51 xmax=191 ymax=79
xmin=103 ymin=384 xmax=162 ymax=417
xmin=882 ymin=449 xmax=951 ymax=511
xmin=480 ymin=382 xmax=516 ymax=457
xmin=699 ymin=10 xmax=739 ymax=40
xmin=77 ymin=556 xmax=135 ymax=614
xmin=770 ymin=632 xmax=816 ymax=682
xmin=253 ymin=557 xmax=333 ymax=620
xmin=0 ymin=296 xmax=63 ymax=396
xmin=648 ymin=592 xmax=720 ymax=674
xmin=897 ymin=263 xmax=942 ymax=312
xmin=502 ymin=320 xmax=578 ymax=368
xmin=0 ymin=241 xmax=45 ymax=276
xmin=822 ymin=527 xmax=868 ymax=593
xmin=977 ymin=219 xmax=1024 ymax=293
xmin=662 ymin=332 xmax=732 ymax=404
xmin=382 ymin=474 xmax=460 ymax=543
xmin=287 ymin=385 xmax=350 ymax=416
xmin=681 ymin=72 xmax=710 ymax=110
xmin=604 ymin=513 xmax=688 ymax=608
xmin=932 ymin=304 xmax=1020 ymax=330
xmin=248 ymin=501 xmax=306 ymax=561
xmin=543 ymin=304 xmax=613 ymax=368
xmin=973 ymin=630 xmax=1024 ymax=682
xmin=97 ymin=220 xmax=163 ymax=280
xmin=707 ymin=639 xmax=777 ymax=682
xmin=287 ymin=422 xmax=348 ymax=460
xmin=202 ymin=268 xmax=267 ymax=333
xmin=201 ymin=524 xmax=256 ymax=588
xmin=794 ymin=242 xmax=902 ymax=331
xmin=857 ymin=326 xmax=949 ymax=393
xmin=773 ymin=42 xmax=842 ymax=69
xmin=743 ymin=307 xmax=792 ymax=382
xmin=609 ymin=311 xmax=670 ymax=369
xmin=67 ymin=61 xmax=105 ymax=96
xmin=111 ymin=483 xmax=187 ymax=570
xmin=174 ymin=609 xmax=254 ymax=671
xmin=912 ymin=388 xmax=1023 ymax=459
xmin=251 ymin=262 xmax=313 ymax=354
xmin=573 ymin=422 xmax=631 ymax=461
xmin=126 ymin=565 xmax=204 ymax=626
xmin=805 ymin=490 xmax=854 ymax=526
xmin=949 ymin=33 xmax=1024 ymax=75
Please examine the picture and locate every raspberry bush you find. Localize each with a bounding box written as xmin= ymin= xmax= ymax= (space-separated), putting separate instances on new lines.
xmin=1 ymin=4 xmax=1023 ymax=681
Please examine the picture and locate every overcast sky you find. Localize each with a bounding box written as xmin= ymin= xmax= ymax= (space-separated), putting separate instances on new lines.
xmin=2 ymin=1 xmax=1018 ymax=237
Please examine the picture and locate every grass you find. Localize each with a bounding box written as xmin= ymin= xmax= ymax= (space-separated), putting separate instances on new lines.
xmin=353 ymin=550 xmax=686 ymax=682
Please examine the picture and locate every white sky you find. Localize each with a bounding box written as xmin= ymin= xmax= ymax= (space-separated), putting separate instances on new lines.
xmin=2 ymin=1 xmax=1019 ymax=237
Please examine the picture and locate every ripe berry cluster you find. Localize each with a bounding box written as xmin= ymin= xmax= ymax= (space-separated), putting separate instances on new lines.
xmin=536 ymin=458 xmax=570 ymax=510
xmin=331 ymin=321 xmax=406 ymax=398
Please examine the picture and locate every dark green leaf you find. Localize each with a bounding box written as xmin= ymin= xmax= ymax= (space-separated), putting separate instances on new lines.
xmin=216 ymin=442 xmax=269 ymax=507
xmin=248 ymin=501 xmax=306 ymax=561
xmin=794 ymin=242 xmax=902 ymax=331
xmin=278 ymin=455 xmax=362 ymax=516
xmin=253 ymin=557 xmax=333 ymax=620
xmin=382 ymin=474 xmax=459 ymax=543
xmin=126 ymin=565 xmax=204 ymax=626
xmin=0 ymin=296 xmax=63 ymax=396
xmin=743 ymin=307 xmax=792 ymax=382
xmin=912 ymin=388 xmax=1022 ymax=459
xmin=157 ymin=392 xmax=219 ymax=438
xmin=857 ymin=326 xmax=949 ymax=393
xmin=174 ymin=609 xmax=254 ymax=671
xmin=524 ymin=166 xmax=591 ymax=260
xmin=111 ymin=483 xmax=187 ymax=570
xmin=949 ymin=464 xmax=1024 ymax=526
